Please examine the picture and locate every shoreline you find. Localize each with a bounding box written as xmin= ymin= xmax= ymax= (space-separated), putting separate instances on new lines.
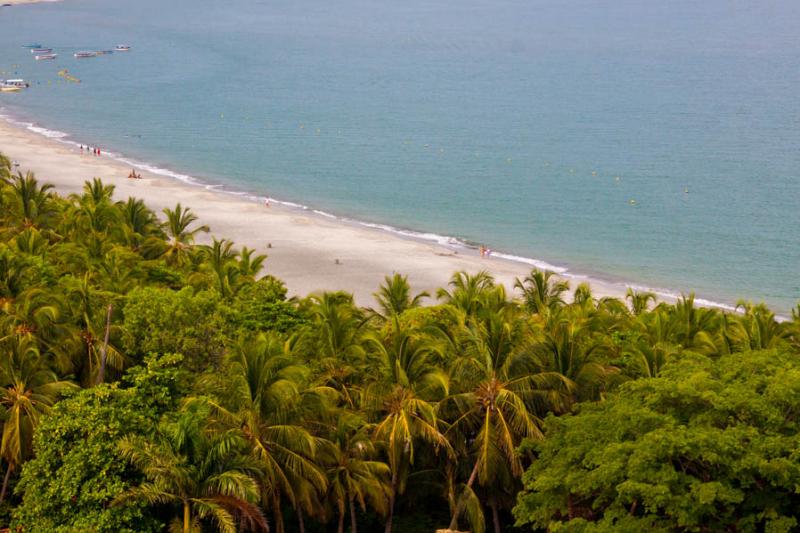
xmin=0 ymin=113 xmax=743 ymax=312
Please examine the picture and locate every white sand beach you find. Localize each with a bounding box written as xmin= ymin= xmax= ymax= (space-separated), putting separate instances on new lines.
xmin=0 ymin=118 xmax=631 ymax=306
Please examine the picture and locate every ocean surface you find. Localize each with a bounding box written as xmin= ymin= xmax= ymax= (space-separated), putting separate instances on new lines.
xmin=1 ymin=0 xmax=799 ymax=314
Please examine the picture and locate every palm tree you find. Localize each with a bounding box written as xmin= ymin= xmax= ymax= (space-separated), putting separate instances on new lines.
xmin=514 ymin=269 xmax=569 ymax=316
xmin=373 ymin=273 xmax=428 ymax=318
xmin=323 ymin=412 xmax=390 ymax=533
xmin=373 ymin=384 xmax=451 ymax=533
xmin=116 ymin=197 xmax=164 ymax=253
xmin=237 ymin=247 xmax=267 ymax=280
xmin=789 ymin=304 xmax=800 ymax=351
xmin=437 ymin=271 xmax=496 ymax=317
xmin=669 ymin=294 xmax=719 ymax=350
xmin=364 ymin=315 xmax=445 ymax=395
xmin=0 ymin=153 xmax=11 ymax=179
xmin=3 ymin=172 xmax=57 ymax=231
xmin=572 ymin=282 xmax=595 ymax=310
xmin=11 ymin=227 xmax=50 ymax=257
xmin=526 ymin=313 xmax=618 ymax=407
xmin=0 ymin=337 xmax=75 ymax=501
xmin=733 ymin=301 xmax=787 ymax=351
xmin=360 ymin=311 xmax=452 ymax=533
xmin=437 ymin=299 xmax=546 ymax=533
xmin=303 ymin=292 xmax=372 ymax=407
xmin=0 ymin=288 xmax=69 ymax=359
xmin=0 ymin=245 xmax=34 ymax=303
xmin=626 ymin=288 xmax=656 ymax=316
xmin=162 ymin=204 xmax=209 ymax=266
xmin=63 ymin=273 xmax=125 ymax=385
xmin=195 ymin=239 xmax=266 ymax=299
xmin=203 ymin=334 xmax=330 ymax=533
xmin=117 ymin=403 xmax=267 ymax=533
xmin=95 ymin=247 xmax=142 ymax=295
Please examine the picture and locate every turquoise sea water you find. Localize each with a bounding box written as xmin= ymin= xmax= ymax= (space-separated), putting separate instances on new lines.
xmin=1 ymin=0 xmax=799 ymax=313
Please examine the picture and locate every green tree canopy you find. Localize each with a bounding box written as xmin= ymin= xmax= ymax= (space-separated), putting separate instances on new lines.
xmin=12 ymin=354 xmax=186 ymax=532
xmin=514 ymin=349 xmax=800 ymax=532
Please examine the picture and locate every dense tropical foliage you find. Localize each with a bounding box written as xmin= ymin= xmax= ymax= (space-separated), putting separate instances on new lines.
xmin=1 ymin=156 xmax=799 ymax=532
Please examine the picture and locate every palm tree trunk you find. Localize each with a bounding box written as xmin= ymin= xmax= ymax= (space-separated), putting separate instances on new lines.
xmin=97 ymin=303 xmax=112 ymax=384
xmin=384 ymin=470 xmax=398 ymax=533
xmin=349 ymin=494 xmax=358 ymax=533
xmin=337 ymin=504 xmax=345 ymax=533
xmin=297 ymin=506 xmax=305 ymax=533
xmin=183 ymin=501 xmax=191 ymax=533
xmin=490 ymin=499 xmax=501 ymax=533
xmin=446 ymin=463 xmax=457 ymax=518
xmin=272 ymin=491 xmax=285 ymax=533
xmin=448 ymin=459 xmax=481 ymax=531
xmin=0 ymin=462 xmax=12 ymax=503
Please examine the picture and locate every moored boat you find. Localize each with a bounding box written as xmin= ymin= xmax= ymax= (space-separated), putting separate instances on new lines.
xmin=74 ymin=51 xmax=97 ymax=58
xmin=1 ymin=79 xmax=29 ymax=92
xmin=35 ymin=53 xmax=57 ymax=60
xmin=4 ymin=79 xmax=29 ymax=88
xmin=95 ymin=50 xmax=115 ymax=55
xmin=31 ymin=48 xmax=52 ymax=54
xmin=22 ymin=43 xmax=42 ymax=49
xmin=115 ymin=45 xmax=131 ymax=52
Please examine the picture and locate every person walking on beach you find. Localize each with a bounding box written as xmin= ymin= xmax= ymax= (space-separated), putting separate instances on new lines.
xmin=265 ymin=197 xmax=270 ymax=208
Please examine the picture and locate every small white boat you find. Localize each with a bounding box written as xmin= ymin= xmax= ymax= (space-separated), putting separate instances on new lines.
xmin=74 ymin=51 xmax=97 ymax=58
xmin=115 ymin=45 xmax=131 ymax=52
xmin=35 ymin=53 xmax=57 ymax=60
xmin=1 ymin=79 xmax=29 ymax=92
xmin=4 ymin=79 xmax=29 ymax=88
xmin=31 ymin=48 xmax=52 ymax=54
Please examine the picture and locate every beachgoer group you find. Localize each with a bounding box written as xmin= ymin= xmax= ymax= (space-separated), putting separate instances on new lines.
xmin=80 ymin=145 xmax=102 ymax=156
xmin=479 ymin=245 xmax=492 ymax=258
